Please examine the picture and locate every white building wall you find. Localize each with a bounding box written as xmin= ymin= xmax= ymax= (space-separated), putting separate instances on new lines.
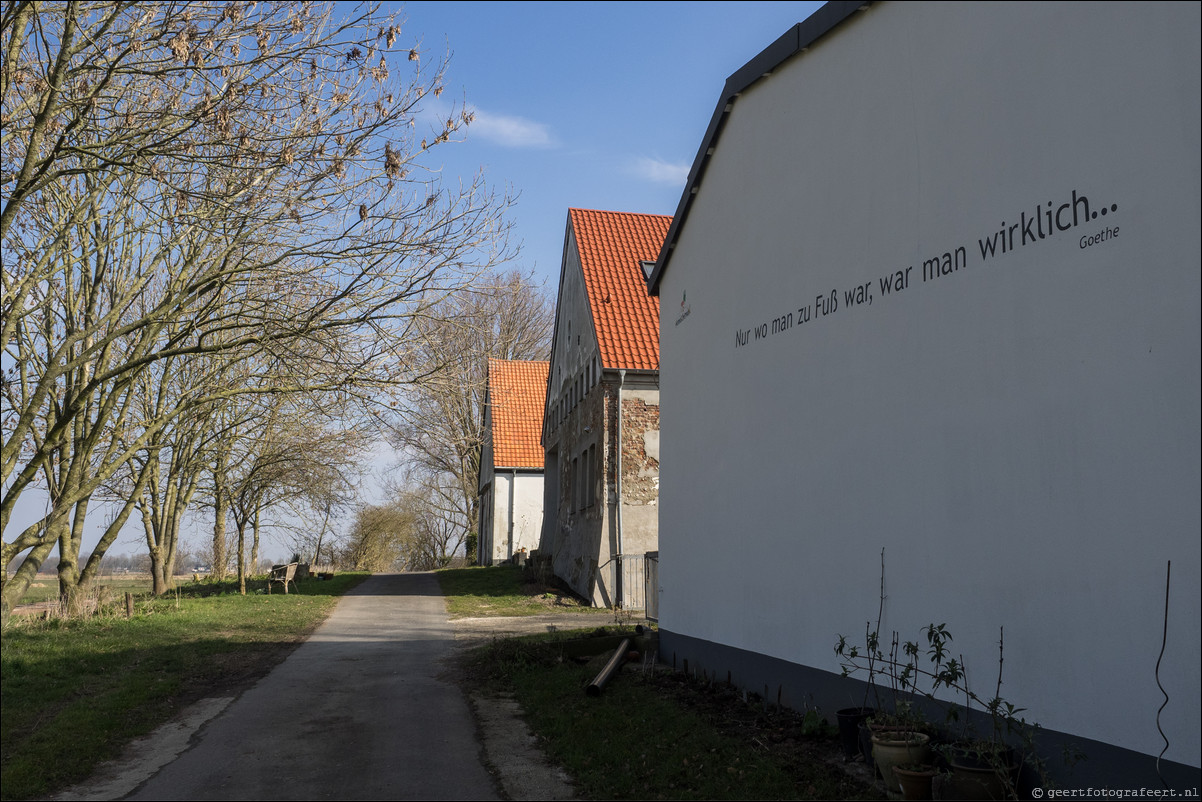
xmin=511 ymin=472 xmax=545 ymax=557
xmin=485 ymin=472 xmax=544 ymax=564
xmin=488 ymin=473 xmax=511 ymax=564
xmin=658 ymin=1 xmax=1199 ymax=767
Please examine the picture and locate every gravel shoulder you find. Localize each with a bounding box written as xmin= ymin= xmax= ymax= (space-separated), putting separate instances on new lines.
xmin=449 ymin=611 xmax=611 ymax=645
xmin=446 ymin=611 xmax=615 ymax=801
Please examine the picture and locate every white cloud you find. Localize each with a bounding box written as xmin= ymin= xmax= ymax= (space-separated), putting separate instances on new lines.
xmin=467 ymin=108 xmax=556 ymax=148
xmin=631 ymin=156 xmax=690 ymax=186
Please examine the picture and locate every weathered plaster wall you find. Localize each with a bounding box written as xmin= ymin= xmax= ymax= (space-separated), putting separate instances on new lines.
xmin=614 ymin=388 xmax=659 ymax=557
xmin=542 ymin=218 xmax=663 ymax=606
xmin=541 ymin=224 xmax=601 ymax=564
xmin=546 ymin=377 xmax=661 ymax=606
xmin=549 ymin=382 xmax=607 ymax=604
xmin=542 ymin=227 xmax=608 ymax=601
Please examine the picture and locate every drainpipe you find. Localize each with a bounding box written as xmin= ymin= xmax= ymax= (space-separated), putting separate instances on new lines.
xmin=615 ymin=369 xmax=625 ymax=608
xmin=507 ymin=469 xmax=516 ymax=561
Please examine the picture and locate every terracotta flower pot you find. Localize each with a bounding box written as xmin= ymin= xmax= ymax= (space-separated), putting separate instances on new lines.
xmin=893 ymin=764 xmax=937 ymax=801
xmin=944 ymin=744 xmax=1016 ymax=800
xmin=870 ymin=731 xmax=931 ymax=789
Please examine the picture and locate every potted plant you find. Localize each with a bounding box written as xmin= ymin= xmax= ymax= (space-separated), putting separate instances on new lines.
xmin=835 ymin=705 xmax=875 ymax=762
xmin=833 ymin=550 xmax=886 ymax=762
xmin=926 ymin=626 xmax=1042 ymax=800
xmin=834 ymin=621 xmax=882 ymax=761
xmin=836 ymin=551 xmax=1080 ymax=798
xmin=840 ymin=613 xmax=1061 ymax=799
xmin=892 ymin=761 xmax=938 ymax=801
xmin=840 ymin=627 xmax=931 ymax=783
xmin=872 ymin=727 xmax=932 ymax=789
xmin=942 ymin=741 xmax=1015 ymax=800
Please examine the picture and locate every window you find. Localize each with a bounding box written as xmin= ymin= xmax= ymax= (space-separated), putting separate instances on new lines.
xmin=578 ymin=452 xmax=588 ymax=511
xmin=570 ymin=456 xmax=578 ymax=511
xmin=587 ymin=444 xmax=597 ymax=507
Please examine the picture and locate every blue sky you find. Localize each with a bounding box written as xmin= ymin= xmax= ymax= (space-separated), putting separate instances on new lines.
xmin=394 ymin=1 xmax=825 ymax=289
xmin=9 ymin=2 xmax=827 ymax=563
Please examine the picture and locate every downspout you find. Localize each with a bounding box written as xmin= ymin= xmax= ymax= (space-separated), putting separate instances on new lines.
xmin=507 ymin=469 xmax=516 ymax=561
xmin=615 ymin=369 xmax=625 ymax=608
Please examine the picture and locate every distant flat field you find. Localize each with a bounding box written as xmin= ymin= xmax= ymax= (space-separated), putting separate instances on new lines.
xmin=13 ymin=575 xmax=188 ymax=606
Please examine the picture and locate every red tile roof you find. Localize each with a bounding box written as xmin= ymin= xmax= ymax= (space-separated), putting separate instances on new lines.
xmin=487 ymin=359 xmax=550 ymax=469
xmin=570 ymin=208 xmax=670 ymax=371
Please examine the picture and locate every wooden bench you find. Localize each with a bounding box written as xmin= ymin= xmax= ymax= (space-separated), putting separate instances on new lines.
xmin=268 ymin=563 xmax=298 ymax=594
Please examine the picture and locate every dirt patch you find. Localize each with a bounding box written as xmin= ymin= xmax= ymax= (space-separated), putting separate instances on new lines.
xmin=450 ymin=611 xmax=610 ymax=649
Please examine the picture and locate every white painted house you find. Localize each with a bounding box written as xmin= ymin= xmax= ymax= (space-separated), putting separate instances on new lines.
xmin=478 ymin=359 xmax=548 ymax=566
xmin=647 ymin=0 xmax=1200 ymax=787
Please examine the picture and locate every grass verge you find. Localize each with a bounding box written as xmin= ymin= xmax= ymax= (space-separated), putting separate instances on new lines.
xmin=436 ymin=564 xmax=605 ymax=619
xmin=464 ymin=630 xmax=879 ymax=800
xmin=14 ymin=576 xmax=153 ymax=605
xmin=0 ymin=572 xmax=368 ymax=801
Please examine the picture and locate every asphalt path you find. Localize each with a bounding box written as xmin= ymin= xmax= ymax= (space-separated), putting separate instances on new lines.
xmin=126 ymin=573 xmax=500 ymax=801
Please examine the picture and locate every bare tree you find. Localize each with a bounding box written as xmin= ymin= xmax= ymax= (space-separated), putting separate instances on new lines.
xmin=346 ymin=499 xmax=416 ymax=572
xmin=371 ymin=486 xmax=468 ymax=571
xmin=281 ymin=464 xmax=358 ymax=569
xmin=224 ymin=398 xmax=370 ymax=593
xmin=118 ymin=353 xmax=235 ymax=596
xmin=385 ymin=270 xmax=553 ymax=563
xmin=1 ymin=2 xmax=514 ymax=624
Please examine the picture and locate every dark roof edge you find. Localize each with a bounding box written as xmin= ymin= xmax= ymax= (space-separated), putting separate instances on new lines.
xmin=647 ymin=0 xmax=871 ymax=296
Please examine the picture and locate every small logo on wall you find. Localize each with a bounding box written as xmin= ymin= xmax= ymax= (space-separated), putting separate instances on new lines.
xmin=675 ymin=290 xmax=691 ymax=326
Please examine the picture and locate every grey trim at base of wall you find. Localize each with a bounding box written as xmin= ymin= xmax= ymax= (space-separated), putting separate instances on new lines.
xmin=659 ymin=629 xmax=1201 ymax=790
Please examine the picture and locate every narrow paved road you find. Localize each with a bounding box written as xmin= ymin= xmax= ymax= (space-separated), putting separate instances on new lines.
xmin=127 ymin=573 xmax=499 ymax=801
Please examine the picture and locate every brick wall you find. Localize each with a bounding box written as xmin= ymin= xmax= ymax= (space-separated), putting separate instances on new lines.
xmin=618 ymin=396 xmax=659 ymax=503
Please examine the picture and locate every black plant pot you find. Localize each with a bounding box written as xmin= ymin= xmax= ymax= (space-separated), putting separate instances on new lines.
xmin=835 ymin=707 xmax=875 ymax=761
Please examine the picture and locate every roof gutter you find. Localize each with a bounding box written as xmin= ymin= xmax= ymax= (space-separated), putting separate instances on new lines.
xmin=646 ymin=0 xmax=871 ymax=296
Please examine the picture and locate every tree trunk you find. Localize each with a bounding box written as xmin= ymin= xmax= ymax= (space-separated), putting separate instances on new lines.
xmin=139 ymin=500 xmax=166 ymax=596
xmin=1 ymin=535 xmax=59 ymax=629
xmin=237 ymin=521 xmax=247 ymax=595
xmin=250 ymin=507 xmax=261 ymax=575
xmin=161 ymin=510 xmax=181 ymax=592
xmin=213 ymin=470 xmax=228 ymax=580
xmin=79 ymin=466 xmax=152 ymax=590
xmin=58 ymin=496 xmax=91 ymax=616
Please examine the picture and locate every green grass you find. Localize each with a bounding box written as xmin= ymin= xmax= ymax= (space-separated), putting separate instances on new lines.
xmin=436 ymin=564 xmax=605 ymax=619
xmin=15 ymin=576 xmax=153 ymax=605
xmin=0 ymin=572 xmax=367 ymax=801
xmin=465 ymin=633 xmax=878 ymax=800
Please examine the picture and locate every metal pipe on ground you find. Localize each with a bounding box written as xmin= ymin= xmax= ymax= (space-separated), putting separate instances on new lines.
xmin=586 ymin=638 xmax=632 ymax=697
